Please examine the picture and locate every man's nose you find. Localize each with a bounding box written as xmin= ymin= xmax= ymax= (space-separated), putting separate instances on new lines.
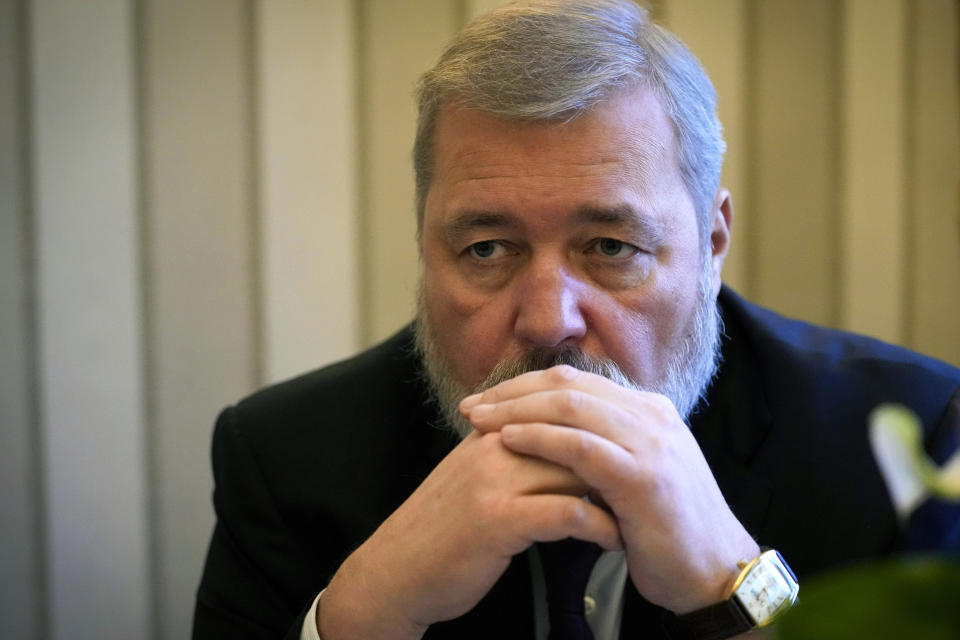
xmin=513 ymin=260 xmax=588 ymax=347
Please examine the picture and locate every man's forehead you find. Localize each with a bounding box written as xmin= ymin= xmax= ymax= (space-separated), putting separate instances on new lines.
xmin=432 ymin=87 xmax=676 ymax=184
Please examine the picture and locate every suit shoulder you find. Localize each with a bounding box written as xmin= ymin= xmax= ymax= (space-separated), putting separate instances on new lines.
xmin=223 ymin=326 xmax=427 ymax=443
xmin=718 ymin=287 xmax=960 ymax=426
xmin=721 ymin=287 xmax=960 ymax=385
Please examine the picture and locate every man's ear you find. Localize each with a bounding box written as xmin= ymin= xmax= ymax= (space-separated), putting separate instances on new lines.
xmin=709 ymin=188 xmax=733 ymax=298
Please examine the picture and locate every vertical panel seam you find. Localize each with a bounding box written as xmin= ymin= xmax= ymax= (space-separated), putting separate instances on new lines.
xmin=893 ymin=0 xmax=907 ymax=345
xmin=247 ymin=0 xmax=265 ymax=386
xmin=17 ymin=0 xmax=49 ymax=637
xmin=742 ymin=0 xmax=757 ymax=300
xmin=355 ymin=0 xmax=372 ymax=347
xmin=836 ymin=0 xmax=849 ymax=331
xmin=840 ymin=0 xmax=851 ymax=332
xmin=901 ymin=2 xmax=916 ymax=348
xmin=830 ymin=0 xmax=845 ymax=329
xmin=350 ymin=0 xmax=365 ymax=350
xmin=131 ymin=0 xmax=160 ymax=637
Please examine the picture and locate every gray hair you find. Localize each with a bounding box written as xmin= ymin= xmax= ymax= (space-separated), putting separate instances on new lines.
xmin=413 ymin=0 xmax=725 ymax=246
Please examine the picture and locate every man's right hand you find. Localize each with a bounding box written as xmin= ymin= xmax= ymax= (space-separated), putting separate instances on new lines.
xmin=316 ymin=430 xmax=622 ymax=639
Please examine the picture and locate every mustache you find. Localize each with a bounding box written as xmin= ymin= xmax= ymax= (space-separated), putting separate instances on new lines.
xmin=477 ymin=343 xmax=638 ymax=393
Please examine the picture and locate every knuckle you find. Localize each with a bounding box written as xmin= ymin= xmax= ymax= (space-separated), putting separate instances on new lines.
xmin=632 ymin=460 xmax=666 ymax=497
xmin=548 ymin=364 xmax=579 ymax=384
xmin=645 ymin=430 xmax=664 ymax=453
xmin=561 ymin=499 xmax=589 ymax=531
xmin=566 ymin=429 xmax=594 ymax=461
xmin=557 ymin=389 xmax=582 ymax=414
xmin=639 ymin=433 xmax=671 ymax=473
xmin=480 ymin=386 xmax=502 ymax=403
xmin=650 ymin=394 xmax=678 ymax=420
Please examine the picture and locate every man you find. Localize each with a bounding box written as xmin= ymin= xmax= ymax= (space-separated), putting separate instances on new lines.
xmin=193 ymin=1 xmax=960 ymax=639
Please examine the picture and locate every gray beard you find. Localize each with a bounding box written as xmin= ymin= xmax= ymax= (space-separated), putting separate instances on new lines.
xmin=414 ymin=272 xmax=723 ymax=439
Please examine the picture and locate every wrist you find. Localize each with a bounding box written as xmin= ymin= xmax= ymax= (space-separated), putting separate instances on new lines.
xmin=674 ymin=538 xmax=762 ymax=615
xmin=717 ymin=540 xmax=763 ymax=604
xmin=663 ymin=548 xmax=799 ymax=640
xmin=318 ymin=554 xmax=428 ymax=640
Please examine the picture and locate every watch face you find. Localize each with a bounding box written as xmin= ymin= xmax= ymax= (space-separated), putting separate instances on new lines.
xmin=734 ymin=552 xmax=800 ymax=626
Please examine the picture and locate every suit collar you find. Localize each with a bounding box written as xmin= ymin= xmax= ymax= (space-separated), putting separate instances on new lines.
xmin=689 ymin=286 xmax=776 ymax=535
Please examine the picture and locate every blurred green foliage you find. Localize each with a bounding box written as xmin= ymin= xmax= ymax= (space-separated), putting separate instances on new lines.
xmin=772 ymin=555 xmax=960 ymax=639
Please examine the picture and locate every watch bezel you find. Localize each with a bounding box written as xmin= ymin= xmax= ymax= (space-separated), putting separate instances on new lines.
xmin=730 ymin=549 xmax=800 ymax=627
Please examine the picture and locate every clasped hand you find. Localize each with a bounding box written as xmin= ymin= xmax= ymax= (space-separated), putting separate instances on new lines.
xmin=318 ymin=365 xmax=757 ymax=639
xmin=462 ymin=365 xmax=759 ymax=614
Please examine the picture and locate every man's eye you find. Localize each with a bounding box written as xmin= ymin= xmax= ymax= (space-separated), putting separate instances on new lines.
xmin=468 ymin=241 xmax=503 ymax=259
xmin=593 ymin=238 xmax=637 ymax=258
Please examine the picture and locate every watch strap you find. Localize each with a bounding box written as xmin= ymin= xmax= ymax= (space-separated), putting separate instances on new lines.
xmin=661 ymin=598 xmax=753 ymax=640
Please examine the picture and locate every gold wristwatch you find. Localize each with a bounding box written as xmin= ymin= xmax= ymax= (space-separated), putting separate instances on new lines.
xmin=663 ymin=549 xmax=799 ymax=640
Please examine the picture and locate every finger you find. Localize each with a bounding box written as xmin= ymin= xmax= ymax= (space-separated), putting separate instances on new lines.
xmin=460 ymin=365 xmax=628 ymax=413
xmin=467 ymin=387 xmax=640 ymax=444
xmin=460 ymin=365 xmax=578 ymax=411
xmin=463 ymin=431 xmax=590 ymax=497
xmin=510 ymin=452 xmax=592 ymax=497
xmin=500 ymin=423 xmax=636 ymax=493
xmin=508 ymin=493 xmax=624 ymax=551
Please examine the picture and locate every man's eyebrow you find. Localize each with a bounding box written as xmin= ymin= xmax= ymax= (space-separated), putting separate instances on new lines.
xmin=442 ymin=211 xmax=519 ymax=243
xmin=574 ymin=205 xmax=666 ymax=245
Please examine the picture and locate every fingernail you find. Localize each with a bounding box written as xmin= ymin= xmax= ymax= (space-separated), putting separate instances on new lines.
xmin=469 ymin=404 xmax=493 ymax=420
xmin=460 ymin=393 xmax=482 ymax=411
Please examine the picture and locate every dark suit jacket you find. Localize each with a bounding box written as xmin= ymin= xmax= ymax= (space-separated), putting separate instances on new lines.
xmin=193 ymin=287 xmax=960 ymax=639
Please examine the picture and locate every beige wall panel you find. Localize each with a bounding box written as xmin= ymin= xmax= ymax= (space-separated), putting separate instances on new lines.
xmin=30 ymin=1 xmax=151 ymax=637
xmin=662 ymin=0 xmax=749 ymax=294
xmin=0 ymin=1 xmax=42 ymax=637
xmin=361 ymin=0 xmax=460 ymax=345
xmin=907 ymin=0 xmax=960 ymax=366
xmin=839 ymin=0 xmax=905 ymax=344
xmin=140 ymin=2 xmax=260 ymax=638
xmin=750 ymin=0 xmax=840 ymax=326
xmin=257 ymin=0 xmax=360 ymax=381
